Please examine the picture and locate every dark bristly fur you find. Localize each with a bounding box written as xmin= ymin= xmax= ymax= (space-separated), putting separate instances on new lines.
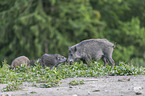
xmin=68 ymin=39 xmax=115 ymax=67
xmin=40 ymin=53 xmax=67 ymax=68
xmin=29 ymin=59 xmax=40 ymax=66
xmin=10 ymin=56 xmax=30 ymax=69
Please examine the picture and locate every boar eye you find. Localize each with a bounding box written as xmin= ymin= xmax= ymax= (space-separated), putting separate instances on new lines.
xmin=56 ymin=57 xmax=60 ymax=60
xmin=70 ymin=53 xmax=73 ymax=56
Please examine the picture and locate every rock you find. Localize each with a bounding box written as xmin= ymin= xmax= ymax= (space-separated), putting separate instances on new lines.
xmin=134 ymin=87 xmax=143 ymax=95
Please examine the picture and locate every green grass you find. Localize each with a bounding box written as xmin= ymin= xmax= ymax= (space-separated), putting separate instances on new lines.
xmin=69 ymin=80 xmax=84 ymax=86
xmin=0 ymin=60 xmax=145 ymax=92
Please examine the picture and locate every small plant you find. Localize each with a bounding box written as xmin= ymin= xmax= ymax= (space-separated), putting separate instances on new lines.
xmin=15 ymin=64 xmax=29 ymax=73
xmin=30 ymin=91 xmax=37 ymax=94
xmin=39 ymin=83 xmax=51 ymax=88
xmin=1 ymin=59 xmax=10 ymax=69
xmin=69 ymin=80 xmax=84 ymax=86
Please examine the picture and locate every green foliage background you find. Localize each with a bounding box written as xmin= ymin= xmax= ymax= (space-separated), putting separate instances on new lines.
xmin=0 ymin=0 xmax=145 ymax=66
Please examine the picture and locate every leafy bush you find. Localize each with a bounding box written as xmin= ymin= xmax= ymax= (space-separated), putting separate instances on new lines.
xmin=0 ymin=60 xmax=145 ymax=92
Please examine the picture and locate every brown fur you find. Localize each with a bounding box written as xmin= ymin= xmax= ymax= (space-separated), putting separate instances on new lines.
xmin=10 ymin=56 xmax=30 ymax=69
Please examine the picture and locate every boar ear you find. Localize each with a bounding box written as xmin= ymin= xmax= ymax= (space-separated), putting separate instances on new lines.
xmin=69 ymin=46 xmax=71 ymax=50
xmin=74 ymin=46 xmax=77 ymax=52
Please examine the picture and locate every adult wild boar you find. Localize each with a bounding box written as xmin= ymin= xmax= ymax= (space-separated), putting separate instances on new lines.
xmin=40 ymin=53 xmax=67 ymax=68
xmin=10 ymin=56 xmax=30 ymax=69
xmin=68 ymin=39 xmax=115 ymax=67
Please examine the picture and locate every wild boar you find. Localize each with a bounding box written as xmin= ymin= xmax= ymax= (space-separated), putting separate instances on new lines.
xmin=68 ymin=39 xmax=115 ymax=67
xmin=40 ymin=53 xmax=67 ymax=68
xmin=10 ymin=56 xmax=30 ymax=69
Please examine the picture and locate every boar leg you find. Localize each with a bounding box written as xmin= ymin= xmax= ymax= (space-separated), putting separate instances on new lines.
xmin=41 ymin=60 xmax=45 ymax=68
xmin=82 ymin=57 xmax=92 ymax=65
xmin=104 ymin=48 xmax=115 ymax=67
xmin=102 ymin=56 xmax=109 ymax=66
xmin=107 ymin=57 xmax=115 ymax=67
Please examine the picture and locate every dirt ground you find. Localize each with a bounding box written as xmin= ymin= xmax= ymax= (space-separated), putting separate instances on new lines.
xmin=0 ymin=75 xmax=145 ymax=96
